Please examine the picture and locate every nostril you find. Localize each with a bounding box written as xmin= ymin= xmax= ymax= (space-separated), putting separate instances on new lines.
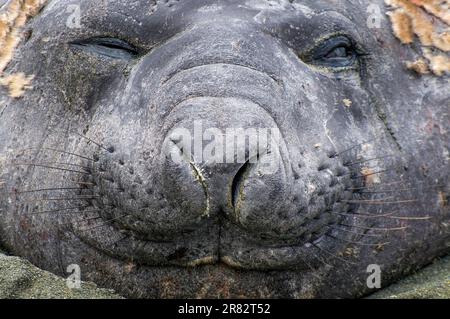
xmin=328 ymin=151 xmax=338 ymax=159
xmin=231 ymin=160 xmax=251 ymax=209
xmin=318 ymin=163 xmax=330 ymax=171
xmin=336 ymin=167 xmax=347 ymax=177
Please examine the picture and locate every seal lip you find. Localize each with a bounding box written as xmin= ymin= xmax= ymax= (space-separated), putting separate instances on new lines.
xmin=71 ymin=219 xmax=340 ymax=270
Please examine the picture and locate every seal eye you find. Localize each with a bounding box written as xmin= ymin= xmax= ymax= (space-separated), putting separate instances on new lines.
xmin=70 ymin=37 xmax=139 ymax=60
xmin=308 ymin=36 xmax=359 ymax=69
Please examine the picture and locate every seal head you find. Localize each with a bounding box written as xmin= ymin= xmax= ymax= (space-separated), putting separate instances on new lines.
xmin=0 ymin=0 xmax=449 ymax=298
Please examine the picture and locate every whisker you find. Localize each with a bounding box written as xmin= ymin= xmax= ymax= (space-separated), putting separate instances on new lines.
xmin=311 ymin=243 xmax=357 ymax=265
xmin=31 ymin=206 xmax=114 ymax=216
xmin=342 ymin=199 xmax=417 ymax=205
xmin=30 ymin=206 xmax=90 ymax=215
xmin=330 ymin=138 xmax=379 ymax=158
xmin=306 ymin=248 xmax=334 ymax=270
xmin=76 ymin=182 xmax=96 ymax=186
xmin=20 ymin=147 xmax=95 ymax=162
xmin=56 ymin=210 xmax=114 ymax=228
xmin=108 ymin=235 xmax=129 ymax=247
xmin=301 ymin=260 xmax=325 ymax=278
xmin=12 ymin=163 xmax=90 ymax=175
xmin=356 ymin=179 xmax=444 ymax=190
xmin=31 ymin=162 xmax=91 ymax=170
xmin=325 ymin=233 xmax=390 ymax=247
xmin=338 ymin=223 xmax=408 ymax=232
xmin=345 ymin=155 xmax=395 ymax=166
xmin=347 ymin=181 xmax=409 ymax=191
xmin=82 ymin=215 xmax=104 ymax=222
xmin=16 ymin=187 xmax=86 ymax=194
xmin=358 ymin=184 xmax=444 ymax=194
xmin=333 ymin=211 xmax=398 ymax=219
xmin=335 ymin=211 xmax=431 ymax=221
xmin=388 ymin=215 xmax=431 ymax=221
xmin=77 ymin=209 xmax=111 ymax=215
xmin=350 ymin=168 xmax=391 ymax=179
xmin=327 ymin=225 xmax=384 ymax=238
xmin=35 ymin=210 xmax=106 ymax=217
xmin=73 ymin=132 xmax=111 ymax=153
xmin=22 ymin=196 xmax=100 ymax=203
xmin=79 ymin=214 xmax=129 ymax=232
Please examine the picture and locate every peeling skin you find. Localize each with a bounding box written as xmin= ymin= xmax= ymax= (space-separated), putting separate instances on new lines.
xmin=407 ymin=58 xmax=431 ymax=74
xmin=190 ymin=161 xmax=211 ymax=217
xmin=343 ymin=99 xmax=352 ymax=108
xmin=0 ymin=0 xmax=47 ymax=97
xmin=0 ymin=72 xmax=33 ymax=97
xmin=361 ymin=167 xmax=382 ymax=187
xmin=385 ymin=0 xmax=450 ymax=76
xmin=220 ymin=256 xmax=243 ymax=269
xmin=424 ymin=49 xmax=450 ymax=76
xmin=186 ymin=256 xmax=216 ymax=267
xmin=439 ymin=191 xmax=448 ymax=208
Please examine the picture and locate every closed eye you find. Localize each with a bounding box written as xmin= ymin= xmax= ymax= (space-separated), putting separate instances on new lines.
xmin=70 ymin=37 xmax=140 ymax=60
xmin=302 ymin=35 xmax=365 ymax=70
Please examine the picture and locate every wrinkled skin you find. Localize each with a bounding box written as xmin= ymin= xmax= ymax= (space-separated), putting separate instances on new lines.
xmin=0 ymin=0 xmax=449 ymax=298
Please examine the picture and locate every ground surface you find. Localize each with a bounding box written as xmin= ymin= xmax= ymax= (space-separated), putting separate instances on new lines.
xmin=0 ymin=252 xmax=121 ymax=299
xmin=369 ymin=255 xmax=450 ymax=299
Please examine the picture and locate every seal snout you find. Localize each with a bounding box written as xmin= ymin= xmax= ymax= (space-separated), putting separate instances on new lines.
xmin=159 ymin=97 xmax=297 ymax=236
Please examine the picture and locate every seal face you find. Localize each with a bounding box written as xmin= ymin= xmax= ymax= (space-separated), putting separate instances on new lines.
xmin=0 ymin=0 xmax=449 ymax=298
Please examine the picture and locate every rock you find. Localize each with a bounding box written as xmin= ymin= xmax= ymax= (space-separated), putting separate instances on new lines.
xmin=369 ymin=255 xmax=450 ymax=299
xmin=0 ymin=253 xmax=122 ymax=299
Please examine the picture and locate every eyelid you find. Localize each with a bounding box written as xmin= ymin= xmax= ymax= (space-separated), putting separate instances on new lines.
xmin=70 ymin=37 xmax=140 ymax=60
xmin=312 ymin=36 xmax=351 ymax=60
xmin=298 ymin=33 xmax=364 ymax=71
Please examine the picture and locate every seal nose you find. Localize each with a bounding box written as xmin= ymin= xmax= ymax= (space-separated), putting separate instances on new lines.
xmin=160 ymin=97 xmax=289 ymax=223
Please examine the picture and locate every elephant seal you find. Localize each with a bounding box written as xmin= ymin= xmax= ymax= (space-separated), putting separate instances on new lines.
xmin=0 ymin=0 xmax=449 ymax=298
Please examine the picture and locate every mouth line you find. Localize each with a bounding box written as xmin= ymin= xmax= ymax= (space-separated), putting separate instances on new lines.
xmin=74 ymin=221 xmax=332 ymax=271
xmin=72 ymin=203 xmax=344 ymax=265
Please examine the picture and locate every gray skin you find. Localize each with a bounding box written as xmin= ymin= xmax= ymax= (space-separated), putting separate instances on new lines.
xmin=0 ymin=0 xmax=449 ymax=298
